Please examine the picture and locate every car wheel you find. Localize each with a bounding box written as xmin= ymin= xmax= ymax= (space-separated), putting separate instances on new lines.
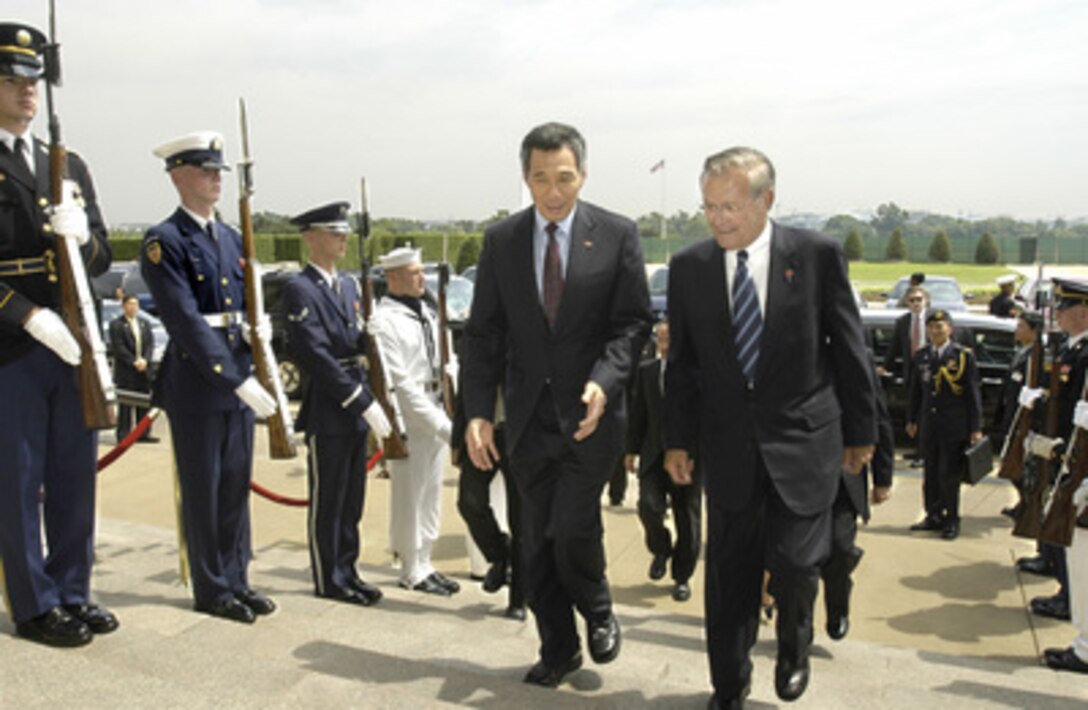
xmin=279 ymin=357 xmax=302 ymax=400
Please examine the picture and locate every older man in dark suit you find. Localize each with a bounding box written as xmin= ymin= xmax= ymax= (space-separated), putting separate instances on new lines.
xmin=664 ymin=147 xmax=876 ymax=707
xmin=462 ymin=122 xmax=652 ymax=688
xmin=109 ymin=293 xmax=156 ymax=443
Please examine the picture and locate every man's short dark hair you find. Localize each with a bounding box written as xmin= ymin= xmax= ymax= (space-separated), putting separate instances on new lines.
xmin=122 ymin=293 xmax=139 ymax=306
xmin=520 ymin=122 xmax=586 ymax=176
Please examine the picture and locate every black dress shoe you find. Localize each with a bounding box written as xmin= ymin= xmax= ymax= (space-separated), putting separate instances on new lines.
xmin=588 ymin=613 xmax=621 ymax=664
xmin=826 ymin=614 xmax=849 ymax=640
xmin=1017 ymin=555 xmax=1057 ymax=577
xmin=708 ymin=681 xmax=750 ymax=710
xmin=16 ymin=607 xmax=93 ymax=647
xmin=774 ymin=657 xmax=810 ymax=702
xmin=482 ymin=558 xmax=508 ymax=593
xmin=236 ymin=589 xmax=276 ymax=615
xmin=1030 ymin=594 xmax=1071 ymax=620
xmin=138 ymin=436 xmax=161 ymax=443
xmin=505 ymin=604 xmax=527 ymax=621
xmin=941 ymin=521 xmax=960 ymax=540
xmin=649 ymin=553 xmax=668 ymax=581
xmin=523 ymin=651 xmax=583 ymax=687
xmin=910 ymin=515 xmax=942 ymax=532
xmin=409 ymin=575 xmax=452 ymax=596
xmin=430 ymin=571 xmax=461 ymax=594
xmin=321 ymin=587 xmax=373 ymax=606
xmin=1044 ymin=646 xmax=1088 ymax=673
xmin=63 ymin=603 xmax=119 ymax=634
xmin=349 ymin=578 xmax=383 ymax=604
xmin=672 ymin=582 xmax=692 ymax=602
xmin=197 ymin=597 xmax=256 ymax=623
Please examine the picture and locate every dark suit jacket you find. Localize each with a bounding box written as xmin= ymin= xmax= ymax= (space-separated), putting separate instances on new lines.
xmin=462 ymin=201 xmax=653 ymax=468
xmin=626 ymin=358 xmax=665 ymax=476
xmin=884 ymin=310 xmax=926 ymax=380
xmin=842 ymin=360 xmax=895 ymax=522
xmin=664 ymin=224 xmax=876 ymax=515
xmin=282 ymin=265 xmax=372 ymax=437
xmin=109 ymin=314 xmax=154 ymax=390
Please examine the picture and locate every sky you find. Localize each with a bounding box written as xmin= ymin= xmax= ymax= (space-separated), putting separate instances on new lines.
xmin=7 ymin=0 xmax=1087 ymax=226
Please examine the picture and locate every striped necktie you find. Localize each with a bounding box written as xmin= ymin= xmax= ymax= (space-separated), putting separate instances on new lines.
xmin=732 ymin=249 xmax=762 ymax=384
xmin=542 ymin=221 xmax=563 ymax=328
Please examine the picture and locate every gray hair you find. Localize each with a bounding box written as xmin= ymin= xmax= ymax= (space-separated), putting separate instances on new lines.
xmin=700 ymin=147 xmax=775 ymax=198
xmin=520 ymin=122 xmax=587 ymax=176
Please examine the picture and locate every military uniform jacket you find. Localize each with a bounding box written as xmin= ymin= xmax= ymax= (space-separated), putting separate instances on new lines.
xmin=140 ymin=208 xmax=250 ymax=413
xmin=282 ymin=264 xmax=372 ymax=436
xmin=0 ymin=137 xmax=110 ymax=366
xmin=907 ymin=341 xmax=982 ymax=443
xmin=1052 ymin=334 xmax=1088 ymax=443
xmin=109 ymin=314 xmax=154 ymax=390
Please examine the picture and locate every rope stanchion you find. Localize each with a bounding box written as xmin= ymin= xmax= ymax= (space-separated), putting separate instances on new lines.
xmin=247 ymin=448 xmax=387 ymax=507
xmin=96 ymin=408 xmax=162 ymax=472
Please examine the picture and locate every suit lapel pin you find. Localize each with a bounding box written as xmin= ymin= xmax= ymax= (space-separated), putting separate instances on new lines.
xmin=583 ymin=240 xmax=593 ymax=249
xmin=784 ymin=268 xmax=795 ymax=283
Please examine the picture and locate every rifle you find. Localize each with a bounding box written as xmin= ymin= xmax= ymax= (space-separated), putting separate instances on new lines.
xmin=436 ymin=262 xmax=455 ymax=418
xmin=358 ymin=178 xmax=408 ymax=459
xmin=1038 ymin=377 xmax=1088 ymax=547
xmin=237 ymin=98 xmax=296 ymax=459
xmin=1013 ymin=338 xmax=1062 ymax=539
xmin=44 ymin=0 xmax=116 ymax=430
xmin=998 ymin=330 xmax=1043 ymax=481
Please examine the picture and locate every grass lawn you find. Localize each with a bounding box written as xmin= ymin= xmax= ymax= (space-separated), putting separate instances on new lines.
xmin=848 ymin=262 xmax=1017 ymax=290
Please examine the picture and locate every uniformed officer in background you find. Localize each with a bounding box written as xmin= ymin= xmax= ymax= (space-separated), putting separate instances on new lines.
xmin=141 ymin=131 xmax=279 ymax=624
xmin=281 ymin=201 xmax=391 ymax=606
xmin=370 ymin=246 xmax=460 ymax=595
xmin=0 ymin=21 xmax=117 ymax=647
xmin=906 ymin=310 xmax=983 ymax=541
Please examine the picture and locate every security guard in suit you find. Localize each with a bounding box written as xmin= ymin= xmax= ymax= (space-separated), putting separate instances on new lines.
xmin=281 ymin=202 xmax=391 ymax=606
xmin=0 ymin=22 xmax=117 ymax=647
xmin=906 ymin=310 xmax=983 ymax=540
xmin=108 ymin=293 xmax=156 ymax=442
xmin=141 ymin=131 xmax=279 ymax=624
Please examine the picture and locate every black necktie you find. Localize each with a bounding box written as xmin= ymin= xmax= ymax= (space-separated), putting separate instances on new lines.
xmin=732 ymin=249 xmax=762 ymax=384
xmin=542 ymin=222 xmax=563 ymax=327
xmin=12 ymin=136 xmax=31 ymax=174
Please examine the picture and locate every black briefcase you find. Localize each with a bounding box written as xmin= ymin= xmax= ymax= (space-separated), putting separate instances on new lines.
xmin=962 ymin=436 xmax=994 ymax=485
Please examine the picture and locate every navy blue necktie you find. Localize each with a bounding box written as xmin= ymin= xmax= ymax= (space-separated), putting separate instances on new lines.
xmin=732 ymin=249 xmax=762 ymax=383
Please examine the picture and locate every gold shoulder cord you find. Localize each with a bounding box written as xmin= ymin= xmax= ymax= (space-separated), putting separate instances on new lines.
xmin=935 ymin=350 xmax=967 ymax=396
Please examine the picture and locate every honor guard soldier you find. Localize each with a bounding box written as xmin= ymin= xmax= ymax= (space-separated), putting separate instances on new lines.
xmin=280 ymin=201 xmax=391 ymax=606
xmin=370 ymin=246 xmax=460 ymax=595
xmin=906 ymin=310 xmax=983 ymax=540
xmin=0 ymin=21 xmax=117 ymax=647
xmin=141 ymin=131 xmax=279 ymax=624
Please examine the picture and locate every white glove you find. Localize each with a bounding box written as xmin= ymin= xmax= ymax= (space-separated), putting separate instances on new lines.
xmin=1018 ymin=386 xmax=1044 ymax=410
xmin=362 ymin=401 xmax=392 ymax=440
xmin=49 ymin=180 xmax=91 ymax=246
xmin=24 ymin=308 xmax=80 ymax=365
xmin=235 ymin=376 xmax=278 ymax=418
xmin=445 ymin=360 xmax=459 ymax=395
xmin=241 ymin=314 xmax=272 ymax=347
xmin=1075 ymin=401 xmax=1088 ymax=432
xmin=1073 ymin=480 xmax=1088 ymax=512
xmin=365 ymin=314 xmax=384 ymax=338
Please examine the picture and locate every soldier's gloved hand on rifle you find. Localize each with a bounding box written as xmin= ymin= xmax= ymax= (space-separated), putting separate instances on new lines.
xmin=48 ymin=180 xmax=91 ymax=246
xmin=365 ymin=314 xmax=384 ymax=337
xmin=235 ymin=376 xmax=278 ymax=418
xmin=1019 ymin=386 xmax=1045 ymax=410
xmin=241 ymin=314 xmax=272 ymax=347
xmin=1074 ymin=401 xmax=1088 ymax=432
xmin=24 ymin=307 xmax=80 ymax=365
xmin=362 ymin=402 xmax=392 ymax=440
xmin=445 ymin=361 xmax=459 ymax=395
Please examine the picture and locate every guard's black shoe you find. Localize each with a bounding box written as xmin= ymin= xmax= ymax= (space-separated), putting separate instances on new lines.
xmin=910 ymin=515 xmax=942 ymax=532
xmin=827 ymin=614 xmax=849 ymax=640
xmin=482 ymin=557 xmax=508 ymax=593
xmin=430 ymin=571 xmax=460 ymax=594
xmin=1031 ymin=594 xmax=1071 ymax=620
xmin=196 ymin=597 xmax=255 ymax=624
xmin=649 ymin=553 xmax=668 ymax=581
xmin=236 ymin=589 xmax=276 ymax=615
xmin=1017 ymin=555 xmax=1056 ymax=577
xmin=63 ymin=603 xmax=119 ymax=634
xmin=672 ymin=582 xmax=692 ymax=602
xmin=523 ymin=651 xmax=583 ymax=687
xmin=941 ymin=521 xmax=960 ymax=540
xmin=16 ymin=607 xmax=93 ymax=647
xmin=408 ymin=575 xmax=451 ymax=596
xmin=504 ymin=604 xmax=527 ymax=621
xmin=708 ymin=681 xmax=750 ymax=710
xmin=1044 ymin=646 xmax=1088 ymax=673
xmin=321 ymin=587 xmax=373 ymax=606
xmin=588 ymin=613 xmax=621 ymax=664
xmin=349 ymin=578 xmax=383 ymax=604
xmin=774 ymin=656 xmax=810 ymax=702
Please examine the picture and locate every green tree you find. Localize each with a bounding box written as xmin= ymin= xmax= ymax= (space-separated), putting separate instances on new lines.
xmin=843 ymin=228 xmax=863 ymax=261
xmin=928 ymin=230 xmax=951 ymax=262
xmin=872 ymin=202 xmax=909 ymax=236
xmin=885 ymin=228 xmax=907 ymax=261
xmin=455 ymin=238 xmax=481 ymax=273
xmin=478 ymin=209 xmax=510 ymax=231
xmin=975 ymin=232 xmax=1000 ymax=264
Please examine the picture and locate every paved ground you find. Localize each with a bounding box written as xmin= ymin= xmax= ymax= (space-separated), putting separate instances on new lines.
xmin=2 ymin=419 xmax=1086 ymax=708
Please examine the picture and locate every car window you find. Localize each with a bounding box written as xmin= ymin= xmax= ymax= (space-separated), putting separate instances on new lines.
xmin=649 ymin=267 xmax=669 ymax=296
xmin=966 ymin=326 xmax=1017 ymax=366
xmin=869 ymin=323 xmax=895 ymax=366
xmin=925 ymin=281 xmax=963 ymax=303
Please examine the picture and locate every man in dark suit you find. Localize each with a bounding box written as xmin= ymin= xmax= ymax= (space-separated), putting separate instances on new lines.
xmin=625 ymin=320 xmax=701 ymax=602
xmin=281 ymin=202 xmax=391 ymax=607
xmin=883 ymin=285 xmax=929 ymax=381
xmin=0 ymin=22 xmax=118 ymax=647
xmin=109 ymin=293 xmax=157 ymax=443
xmin=141 ymin=131 xmax=280 ymax=624
xmin=462 ymin=122 xmax=652 ymax=688
xmin=664 ymin=147 xmax=876 ymax=706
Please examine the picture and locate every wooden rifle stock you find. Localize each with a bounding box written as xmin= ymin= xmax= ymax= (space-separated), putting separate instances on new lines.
xmin=998 ymin=332 xmax=1043 ymax=481
xmin=1039 ymin=378 xmax=1088 ymax=547
xmin=437 ymin=262 xmax=455 ymax=418
xmin=237 ymin=99 xmax=296 ymax=459
xmin=1013 ymin=340 xmax=1062 ymax=539
xmin=359 ymin=178 xmax=408 ymax=459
